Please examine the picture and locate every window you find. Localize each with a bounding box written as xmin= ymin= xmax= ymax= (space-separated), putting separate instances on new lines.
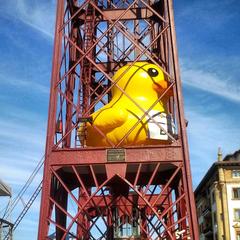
xmin=236 ymin=231 xmax=240 ymax=240
xmin=232 ymin=170 xmax=240 ymax=178
xmin=233 ymin=188 xmax=240 ymax=199
xmin=234 ymin=209 xmax=240 ymax=221
xmin=212 ymin=191 xmax=215 ymax=203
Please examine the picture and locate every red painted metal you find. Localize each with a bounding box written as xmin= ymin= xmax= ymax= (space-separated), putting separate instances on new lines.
xmin=38 ymin=0 xmax=199 ymax=239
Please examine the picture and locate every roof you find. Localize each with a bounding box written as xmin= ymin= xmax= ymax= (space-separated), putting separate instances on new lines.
xmin=194 ymin=149 xmax=240 ymax=196
xmin=0 ymin=179 xmax=11 ymax=197
xmin=223 ymin=149 xmax=240 ymax=162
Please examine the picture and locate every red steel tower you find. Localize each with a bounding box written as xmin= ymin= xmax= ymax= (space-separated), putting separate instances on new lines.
xmin=38 ymin=0 xmax=199 ymax=239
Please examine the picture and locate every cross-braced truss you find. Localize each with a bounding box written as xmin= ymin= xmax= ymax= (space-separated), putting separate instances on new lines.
xmin=38 ymin=0 xmax=199 ymax=239
xmin=48 ymin=163 xmax=188 ymax=239
xmin=54 ymin=0 xmax=177 ymax=148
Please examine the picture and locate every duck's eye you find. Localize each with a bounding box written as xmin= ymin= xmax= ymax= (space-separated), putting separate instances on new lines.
xmin=147 ymin=68 xmax=159 ymax=77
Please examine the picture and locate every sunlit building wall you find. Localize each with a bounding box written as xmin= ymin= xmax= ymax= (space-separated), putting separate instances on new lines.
xmin=195 ymin=149 xmax=240 ymax=240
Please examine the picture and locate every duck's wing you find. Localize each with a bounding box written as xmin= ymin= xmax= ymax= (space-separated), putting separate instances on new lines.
xmin=92 ymin=107 xmax=127 ymax=130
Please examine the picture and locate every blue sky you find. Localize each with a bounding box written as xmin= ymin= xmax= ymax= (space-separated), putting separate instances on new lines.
xmin=0 ymin=0 xmax=240 ymax=239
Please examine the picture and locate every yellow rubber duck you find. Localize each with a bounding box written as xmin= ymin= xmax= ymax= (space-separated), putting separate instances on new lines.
xmin=79 ymin=62 xmax=172 ymax=147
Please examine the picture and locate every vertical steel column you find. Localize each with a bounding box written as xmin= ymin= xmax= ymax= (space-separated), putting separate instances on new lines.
xmin=38 ymin=0 xmax=65 ymax=238
xmin=167 ymin=0 xmax=199 ymax=238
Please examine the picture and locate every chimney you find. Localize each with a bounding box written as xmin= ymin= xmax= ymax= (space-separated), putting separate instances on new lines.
xmin=217 ymin=147 xmax=222 ymax=161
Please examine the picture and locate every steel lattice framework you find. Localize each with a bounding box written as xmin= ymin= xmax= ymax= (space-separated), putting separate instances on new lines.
xmin=38 ymin=0 xmax=199 ymax=239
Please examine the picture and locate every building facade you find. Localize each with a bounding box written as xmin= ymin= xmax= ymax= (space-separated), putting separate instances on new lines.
xmin=195 ymin=149 xmax=240 ymax=240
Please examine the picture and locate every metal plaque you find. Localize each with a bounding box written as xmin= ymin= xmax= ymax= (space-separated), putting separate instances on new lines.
xmin=107 ymin=149 xmax=126 ymax=162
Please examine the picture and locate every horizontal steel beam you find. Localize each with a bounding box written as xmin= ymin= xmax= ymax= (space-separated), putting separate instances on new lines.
xmin=79 ymin=8 xmax=154 ymax=22
xmin=50 ymin=145 xmax=183 ymax=165
xmin=100 ymin=8 xmax=153 ymax=21
xmin=79 ymin=194 xmax=170 ymax=208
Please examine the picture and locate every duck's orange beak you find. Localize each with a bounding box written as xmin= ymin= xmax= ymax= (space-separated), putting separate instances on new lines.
xmin=152 ymin=80 xmax=168 ymax=92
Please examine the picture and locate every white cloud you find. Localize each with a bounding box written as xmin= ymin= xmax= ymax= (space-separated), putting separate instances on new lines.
xmin=0 ymin=164 xmax=42 ymax=186
xmin=0 ymin=72 xmax=49 ymax=95
xmin=0 ymin=119 xmax=45 ymax=146
xmin=0 ymin=1 xmax=55 ymax=39
xmin=186 ymin=107 xmax=240 ymax=187
xmin=0 ymin=105 xmax=47 ymax=125
xmin=0 ymin=105 xmax=45 ymax=191
xmin=16 ymin=1 xmax=55 ymax=38
xmin=182 ymin=56 xmax=240 ymax=89
xmin=177 ymin=0 xmax=237 ymax=30
xmin=181 ymin=66 xmax=240 ymax=103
